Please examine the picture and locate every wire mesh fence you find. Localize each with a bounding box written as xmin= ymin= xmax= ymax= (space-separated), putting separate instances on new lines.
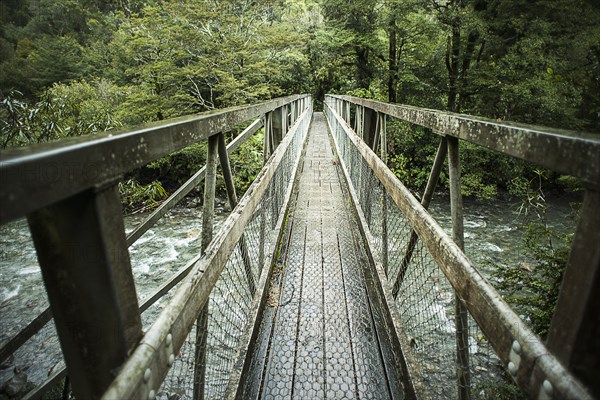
xmin=0 ymin=99 xmax=311 ymax=400
xmin=325 ymin=100 xmax=514 ymax=399
xmin=155 ymin=107 xmax=311 ymax=400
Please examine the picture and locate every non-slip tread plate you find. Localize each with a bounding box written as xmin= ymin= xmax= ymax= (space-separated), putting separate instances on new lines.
xmin=250 ymin=113 xmax=393 ymax=400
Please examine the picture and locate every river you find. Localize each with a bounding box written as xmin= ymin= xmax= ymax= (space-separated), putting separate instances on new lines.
xmin=0 ymin=194 xmax=578 ymax=396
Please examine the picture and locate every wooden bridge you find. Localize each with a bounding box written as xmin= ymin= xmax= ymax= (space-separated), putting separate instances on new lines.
xmin=0 ymin=94 xmax=599 ymax=400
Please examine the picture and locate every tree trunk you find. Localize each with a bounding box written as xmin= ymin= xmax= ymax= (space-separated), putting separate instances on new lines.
xmin=457 ymin=31 xmax=479 ymax=111
xmin=356 ymin=47 xmax=371 ymax=89
xmin=446 ymin=24 xmax=461 ymax=112
xmin=388 ymin=15 xmax=397 ymax=103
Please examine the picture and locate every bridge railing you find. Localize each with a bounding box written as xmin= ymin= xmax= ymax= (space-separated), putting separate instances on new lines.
xmin=0 ymin=94 xmax=312 ymax=399
xmin=324 ymin=94 xmax=599 ymax=400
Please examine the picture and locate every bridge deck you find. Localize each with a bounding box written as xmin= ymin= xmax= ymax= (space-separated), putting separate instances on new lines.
xmin=243 ymin=113 xmax=399 ymax=399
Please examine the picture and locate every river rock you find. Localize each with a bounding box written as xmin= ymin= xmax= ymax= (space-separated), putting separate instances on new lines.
xmin=186 ymin=197 xmax=202 ymax=208
xmin=0 ymin=355 xmax=13 ymax=371
xmin=0 ymin=368 xmax=31 ymax=398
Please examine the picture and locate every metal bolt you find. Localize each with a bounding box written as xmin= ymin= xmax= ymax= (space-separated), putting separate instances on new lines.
xmin=144 ymin=368 xmax=151 ymax=383
xmin=148 ymin=389 xmax=156 ymax=400
xmin=543 ymin=380 xmax=553 ymax=396
xmin=508 ymin=361 xmax=517 ymax=376
xmin=168 ymin=354 xmax=175 ymax=367
xmin=512 ymin=340 xmax=521 ymax=354
xmin=166 ymin=333 xmax=172 ymax=346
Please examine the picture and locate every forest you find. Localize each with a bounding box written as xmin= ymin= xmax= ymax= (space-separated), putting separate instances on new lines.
xmin=1 ymin=0 xmax=599 ymax=202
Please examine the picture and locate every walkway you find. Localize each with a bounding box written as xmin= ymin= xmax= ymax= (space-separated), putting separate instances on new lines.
xmin=242 ymin=113 xmax=401 ymax=399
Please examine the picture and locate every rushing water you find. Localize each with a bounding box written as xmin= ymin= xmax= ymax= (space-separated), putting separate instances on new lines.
xmin=399 ymin=192 xmax=579 ymax=398
xmin=0 ymin=206 xmax=227 ymax=393
xmin=429 ymin=193 xmax=578 ymax=279
xmin=0 ymin=194 xmax=578 ymax=395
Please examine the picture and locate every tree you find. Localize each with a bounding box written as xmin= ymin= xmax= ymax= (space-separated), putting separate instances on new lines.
xmin=472 ymin=0 xmax=600 ymax=130
xmin=320 ymin=0 xmax=382 ymax=90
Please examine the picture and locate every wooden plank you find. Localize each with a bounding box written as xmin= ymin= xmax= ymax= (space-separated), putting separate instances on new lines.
xmin=20 ymin=245 xmax=208 ymax=400
xmin=27 ymin=184 xmax=142 ymax=399
xmin=0 ymin=308 xmax=52 ymax=365
xmin=392 ymin=137 xmax=447 ymax=297
xmin=21 ymin=369 xmax=67 ymax=400
xmin=271 ymin=107 xmax=283 ymax=148
xmin=363 ymin=107 xmax=378 ymax=150
xmin=0 ymin=120 xmax=262 ymax=368
xmin=380 ymin=113 xmax=389 ymax=274
xmin=447 ymin=136 xmax=471 ymax=400
xmin=217 ymin=132 xmax=256 ymax=295
xmin=326 ymin=105 xmax=421 ymax=399
xmin=193 ymin=134 xmax=219 ymax=400
xmin=546 ymin=189 xmax=600 ymax=398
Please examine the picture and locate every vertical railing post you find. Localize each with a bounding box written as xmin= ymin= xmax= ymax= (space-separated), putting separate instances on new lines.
xmin=193 ymin=134 xmax=219 ymax=400
xmin=353 ymin=105 xmax=363 ymax=203
xmin=379 ymin=113 xmax=389 ymax=274
xmin=217 ymin=133 xmax=256 ymax=295
xmin=545 ymin=189 xmax=600 ymax=398
xmin=258 ymin=111 xmax=272 ymax=268
xmin=271 ymin=106 xmax=284 ymax=149
xmin=363 ymin=107 xmax=378 ymax=150
xmin=282 ymin=105 xmax=288 ymax=138
xmin=27 ymin=183 xmax=143 ymax=399
xmin=258 ymin=193 xmax=267 ymax=269
xmin=362 ymin=108 xmax=378 ymax=223
xmin=263 ymin=111 xmax=273 ymax=157
xmin=392 ymin=136 xmax=448 ymax=296
xmin=344 ymin=101 xmax=350 ymax=124
xmin=271 ymin=106 xmax=287 ymax=228
xmin=354 ymin=105 xmax=361 ymax=135
xmin=447 ymin=136 xmax=471 ymax=400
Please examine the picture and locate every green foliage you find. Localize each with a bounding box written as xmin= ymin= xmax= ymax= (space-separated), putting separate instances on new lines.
xmin=344 ymin=86 xmax=386 ymax=101
xmin=495 ymin=170 xmax=574 ymax=339
xmin=1 ymin=0 xmax=597 ymax=209
xmin=0 ymin=80 xmax=123 ymax=148
xmin=472 ymin=370 xmax=526 ymax=400
xmin=1 ymin=89 xmax=75 ymax=146
xmin=230 ymin=130 xmax=265 ymax=194
xmin=387 ymin=120 xmax=440 ymax=193
xmin=459 ymin=173 xmax=497 ymax=200
xmin=146 ymin=142 xmax=208 ymax=191
xmin=458 ymin=142 xmax=533 ymax=199
xmin=474 ymin=0 xmax=600 ymax=131
xmin=497 ymin=221 xmax=571 ymax=338
xmin=45 ymin=79 xmax=124 ymax=134
xmin=27 ymin=34 xmax=84 ymax=88
xmin=119 ymin=178 xmax=167 ymax=214
xmin=320 ymin=0 xmax=380 ymax=90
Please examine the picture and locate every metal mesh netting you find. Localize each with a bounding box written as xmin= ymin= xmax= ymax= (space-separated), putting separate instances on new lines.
xmin=157 ymin=108 xmax=311 ymax=399
xmin=0 ymin=107 xmax=310 ymax=400
xmin=325 ymin=103 xmax=508 ymax=399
